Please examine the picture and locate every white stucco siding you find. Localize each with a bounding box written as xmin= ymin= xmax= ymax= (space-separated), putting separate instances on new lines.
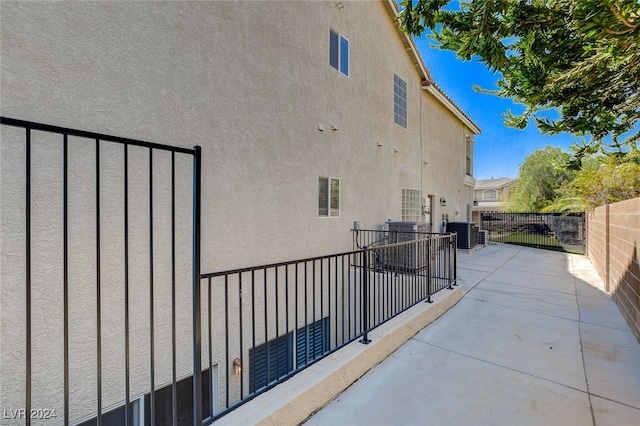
xmin=421 ymin=90 xmax=475 ymax=223
xmin=1 ymin=0 xmax=433 ymax=271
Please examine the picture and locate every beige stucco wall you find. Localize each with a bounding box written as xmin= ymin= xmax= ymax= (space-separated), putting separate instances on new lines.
xmin=1 ymin=0 xmax=478 ymax=423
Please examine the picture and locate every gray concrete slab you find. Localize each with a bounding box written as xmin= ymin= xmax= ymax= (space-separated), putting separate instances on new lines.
xmin=306 ymin=244 xmax=640 ymax=426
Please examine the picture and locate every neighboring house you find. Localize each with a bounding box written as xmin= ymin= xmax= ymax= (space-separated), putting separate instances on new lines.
xmin=472 ymin=177 xmax=517 ymax=223
xmin=0 ymin=1 xmax=479 ymax=423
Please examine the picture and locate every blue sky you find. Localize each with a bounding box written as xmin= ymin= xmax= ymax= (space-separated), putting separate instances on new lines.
xmin=413 ymin=37 xmax=580 ymax=180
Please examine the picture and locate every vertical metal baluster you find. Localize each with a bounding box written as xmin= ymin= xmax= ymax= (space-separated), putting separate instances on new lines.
xmin=426 ymin=239 xmax=432 ymax=303
xmin=148 ymin=148 xmax=155 ymax=426
xmin=251 ymin=270 xmax=256 ymax=394
xmin=207 ymin=277 xmax=219 ymax=417
xmin=360 ymin=248 xmax=371 ymax=344
xmin=238 ymin=273 xmax=244 ymax=397
xmin=96 ymin=139 xmax=103 ymax=426
xmin=294 ymin=264 xmax=298 ymax=357
xmin=123 ymin=145 xmax=130 ymax=425
xmin=285 ymin=266 xmax=290 ymax=366
xmin=224 ymin=275 xmax=229 ymax=408
xmin=63 ymin=134 xmax=69 ymax=425
xmin=312 ymin=260 xmax=316 ymax=355
xmin=334 ymin=256 xmax=338 ymax=349
xmin=123 ymin=144 xmax=131 ymax=425
xmin=192 ymin=145 xmax=202 ymax=425
xmin=275 ymin=267 xmax=279 ymax=380
xmin=171 ymin=152 xmax=177 ymax=426
xmin=324 ymin=258 xmax=328 ymax=345
xmin=320 ymin=260 xmax=323 ymax=327
xmin=208 ymin=277 xmax=213 ymax=416
xmin=25 ymin=128 xmax=32 ymax=426
xmin=304 ymin=262 xmax=308 ymax=363
xmin=453 ymin=234 xmax=458 ymax=286
xmin=341 ymin=255 xmax=345 ymax=345
xmin=263 ymin=270 xmax=268 ymax=389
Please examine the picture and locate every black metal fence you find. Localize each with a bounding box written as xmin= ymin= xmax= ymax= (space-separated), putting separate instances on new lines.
xmin=199 ymin=231 xmax=457 ymax=420
xmin=1 ymin=117 xmax=202 ymax=426
xmin=1 ymin=117 xmax=458 ymax=426
xmin=479 ymin=212 xmax=585 ymax=254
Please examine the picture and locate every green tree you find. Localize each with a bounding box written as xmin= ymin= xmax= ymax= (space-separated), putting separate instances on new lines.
xmin=508 ymin=146 xmax=573 ymax=211
xmin=563 ymin=150 xmax=640 ymax=209
xmin=398 ymin=0 xmax=640 ymax=160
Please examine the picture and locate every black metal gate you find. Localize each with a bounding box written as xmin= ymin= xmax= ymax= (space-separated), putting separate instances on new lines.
xmin=480 ymin=212 xmax=585 ymax=254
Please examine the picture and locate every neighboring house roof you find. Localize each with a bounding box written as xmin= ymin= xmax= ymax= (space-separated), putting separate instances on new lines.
xmin=384 ymin=0 xmax=481 ymax=135
xmin=474 ymin=177 xmax=517 ymax=191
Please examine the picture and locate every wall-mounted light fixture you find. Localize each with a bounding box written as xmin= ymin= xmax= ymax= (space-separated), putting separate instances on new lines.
xmin=233 ymin=358 xmax=242 ymax=376
xmin=331 ymin=123 xmax=339 ymax=131
xmin=440 ymin=197 xmax=447 ymax=206
xmin=377 ymin=141 xmax=383 ymax=147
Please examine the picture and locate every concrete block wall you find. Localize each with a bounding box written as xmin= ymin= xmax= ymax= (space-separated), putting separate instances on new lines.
xmin=587 ymin=197 xmax=640 ymax=343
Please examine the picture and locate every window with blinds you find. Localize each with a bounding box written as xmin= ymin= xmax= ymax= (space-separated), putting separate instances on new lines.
xmin=319 ymin=177 xmax=340 ymax=217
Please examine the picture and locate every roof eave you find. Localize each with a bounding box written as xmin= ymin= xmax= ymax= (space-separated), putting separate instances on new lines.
xmin=384 ymin=0 xmax=481 ymax=136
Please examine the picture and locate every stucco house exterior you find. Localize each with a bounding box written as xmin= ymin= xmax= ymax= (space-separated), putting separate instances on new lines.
xmin=1 ymin=1 xmax=479 ymax=423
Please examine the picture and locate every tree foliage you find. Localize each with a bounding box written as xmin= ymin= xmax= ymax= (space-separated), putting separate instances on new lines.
xmin=562 ymin=149 xmax=640 ymax=208
xmin=507 ymin=146 xmax=574 ymax=211
xmin=398 ymin=0 xmax=640 ymax=158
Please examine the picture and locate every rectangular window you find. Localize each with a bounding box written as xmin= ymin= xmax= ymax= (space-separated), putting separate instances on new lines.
xmin=76 ymin=369 xmax=213 ymax=426
xmin=329 ymin=30 xmax=349 ymax=76
xmin=394 ymin=74 xmax=408 ymax=128
xmin=402 ymin=189 xmax=421 ymax=222
xmin=319 ymin=177 xmax=340 ymax=217
xmin=483 ymin=190 xmax=497 ymax=200
xmin=465 ymin=138 xmax=473 ymax=175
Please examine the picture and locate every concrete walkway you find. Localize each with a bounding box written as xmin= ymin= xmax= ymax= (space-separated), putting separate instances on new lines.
xmin=305 ymin=243 xmax=640 ymax=425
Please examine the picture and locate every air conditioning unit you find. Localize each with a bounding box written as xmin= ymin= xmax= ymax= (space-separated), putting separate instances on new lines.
xmin=384 ymin=221 xmax=430 ymax=271
xmin=387 ymin=221 xmax=430 ymax=241
xmin=446 ymin=221 xmax=479 ymax=249
xmin=478 ymin=230 xmax=489 ymax=246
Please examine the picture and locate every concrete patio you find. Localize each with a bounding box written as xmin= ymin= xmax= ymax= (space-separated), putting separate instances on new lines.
xmin=305 ymin=243 xmax=640 ymax=425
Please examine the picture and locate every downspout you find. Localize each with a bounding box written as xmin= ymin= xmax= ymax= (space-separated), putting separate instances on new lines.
xmin=420 ymin=79 xmax=430 ymax=223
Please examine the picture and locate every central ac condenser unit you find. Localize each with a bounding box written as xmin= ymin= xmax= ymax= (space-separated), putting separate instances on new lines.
xmin=446 ymin=221 xmax=479 ymax=249
xmin=384 ymin=221 xmax=430 ymax=271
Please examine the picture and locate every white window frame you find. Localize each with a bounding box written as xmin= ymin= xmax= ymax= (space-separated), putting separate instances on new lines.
xmin=319 ymin=177 xmax=340 ymax=218
xmin=465 ymin=138 xmax=473 ymax=176
xmin=329 ymin=29 xmax=349 ymax=76
xmin=394 ymin=74 xmax=408 ymax=129
xmin=483 ymin=190 xmax=498 ymax=200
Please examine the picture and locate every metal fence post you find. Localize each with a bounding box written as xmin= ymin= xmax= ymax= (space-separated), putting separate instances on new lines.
xmin=359 ymin=247 xmax=371 ymax=344
xmin=192 ymin=145 xmax=202 ymax=425
xmin=426 ymin=239 xmax=433 ymax=303
xmin=451 ymin=233 xmax=457 ymax=286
